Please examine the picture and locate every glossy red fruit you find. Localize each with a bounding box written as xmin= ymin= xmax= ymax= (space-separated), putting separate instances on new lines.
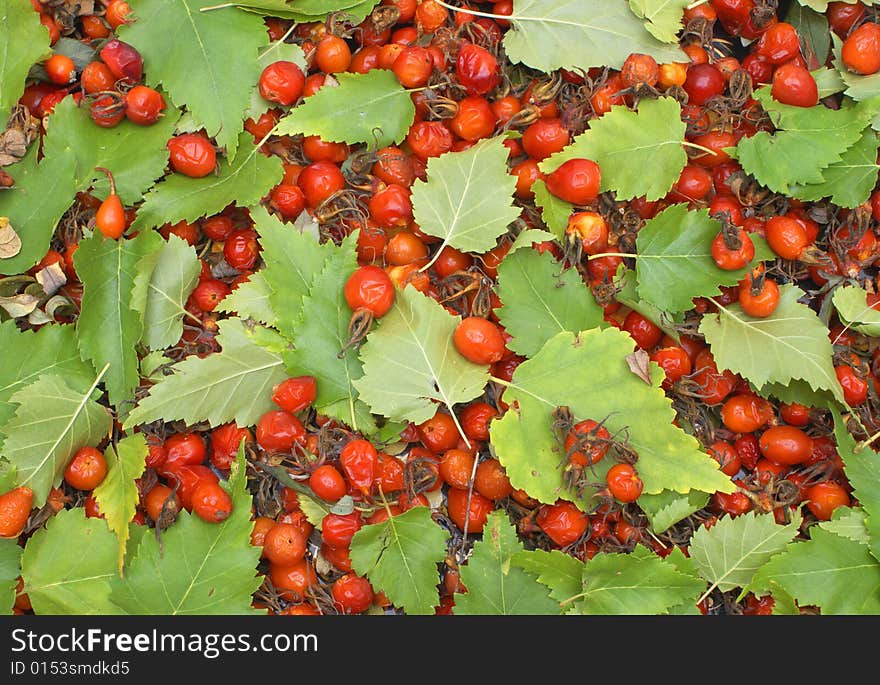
xmin=453 ymin=317 xmax=506 ymax=364
xmin=759 ymin=426 xmax=813 ymax=466
xmin=332 ymin=573 xmax=374 ymax=614
xmin=264 ymin=522 xmax=308 ymax=565
xmin=45 ymin=54 xmax=76 ymax=85
xmin=344 ymin=265 xmax=395 ymax=318
xmin=536 ymin=501 xmax=588 ymax=546
xmin=297 ymin=160 xmax=345 ymax=208
xmin=268 ymin=183 xmax=306 ymax=221
xmin=209 ymin=422 xmax=251 ymax=471
xmin=842 ymin=22 xmax=880 ymax=75
xmin=446 ymin=486 xmax=493 ymax=533
xmin=223 ymin=228 xmax=260 ymax=271
xmin=161 ymin=432 xmax=207 ymax=474
xmin=256 ymin=410 xmax=306 ymax=452
xmin=683 ymin=63 xmax=725 ymax=105
xmin=521 ymin=118 xmax=570 ymax=161
xmin=771 ymin=63 xmax=818 ymax=107
xmin=167 ymin=133 xmax=216 ymax=178
xmin=259 ymin=61 xmax=305 ymax=105
xmin=456 ymin=43 xmax=500 ymax=96
xmin=99 ymin=40 xmax=143 ymax=83
xmin=804 ymin=482 xmax=850 ymax=521
xmin=321 ymin=512 xmax=363 ymax=547
xmin=544 ymin=158 xmax=601 ymax=205
xmin=340 ymin=439 xmax=378 ymax=494
xmin=125 ymin=86 xmax=166 ymax=126
xmin=606 ymin=463 xmax=643 ymax=503
xmin=711 ymin=228 xmax=755 ymax=270
xmin=309 ymin=465 xmax=347 ymax=503
xmin=191 ymin=278 xmax=231 ymax=312
xmin=0 ymin=487 xmax=33 ymax=538
xmin=563 ymin=419 xmax=611 ymax=466
xmin=191 ymin=481 xmax=233 ymax=523
xmin=622 ymin=310 xmax=663 ymax=350
xmin=272 ymin=376 xmax=317 ymax=413
xmin=94 ymin=167 xmax=126 ymax=239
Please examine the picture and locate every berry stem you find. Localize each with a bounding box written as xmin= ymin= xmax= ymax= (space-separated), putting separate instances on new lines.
xmin=95 ymin=166 xmax=117 ymax=197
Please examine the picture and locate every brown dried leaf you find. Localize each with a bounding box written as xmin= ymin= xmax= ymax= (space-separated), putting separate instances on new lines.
xmin=0 ymin=293 xmax=41 ymax=318
xmin=0 ymin=217 xmax=22 ymax=258
xmin=625 ymin=349 xmax=652 ymax=385
xmin=35 ymin=262 xmax=67 ymax=296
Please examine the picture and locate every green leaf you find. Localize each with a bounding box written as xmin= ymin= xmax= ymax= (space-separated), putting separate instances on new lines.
xmin=235 ymin=0 xmax=379 ymax=23
xmin=124 ymin=317 xmax=288 ymax=429
xmin=831 ymin=406 xmax=880 ymax=563
xmin=1 ymin=373 xmax=111 ymax=508
xmin=349 ymin=506 xmax=449 ymax=615
xmin=75 ymin=229 xmax=163 ymax=407
xmin=411 ymin=137 xmax=520 ymax=265
xmin=454 ymin=511 xmax=560 ymax=615
xmin=532 ymin=179 xmax=573 ymax=241
xmin=511 ymin=548 xmax=582 ymax=610
xmin=21 ymin=508 xmax=121 ymax=615
xmin=508 ymin=228 xmax=557 ymax=254
xmin=699 ymin=284 xmax=845 ymax=405
xmin=689 ymin=510 xmax=802 ymax=598
xmin=574 ymin=546 xmax=704 ymax=615
xmin=110 ymin=447 xmax=262 ymax=614
xmin=0 ymin=0 xmax=50 ymax=124
xmin=812 ymin=67 xmax=846 ymax=98
xmin=639 ymin=490 xmax=710 ymax=534
xmin=628 ymin=0 xmax=689 ymax=43
xmin=93 ymin=435 xmax=148 ymax=573
xmin=784 ymin=2 xmax=831 ymax=65
xmin=819 ymin=507 xmax=870 ymax=545
xmin=252 ymin=204 xmax=337 ymax=339
xmin=0 ymin=97 xmax=179 ymax=273
xmin=833 ymin=284 xmax=880 ymax=337
xmin=495 ymin=248 xmax=604 ymax=358
xmin=216 ymin=272 xmax=276 ymax=326
xmin=541 ymin=98 xmax=687 ymax=202
xmin=285 ymin=233 xmax=376 ymax=433
xmin=754 ymin=379 xmax=838 ymax=410
xmin=354 ymin=286 xmax=489 ymax=431
xmin=503 ymin=0 xmax=683 ymax=73
xmin=663 ymin=547 xmax=703 ymax=614
xmin=750 ymin=524 xmax=880 ymax=614
xmin=140 ymin=234 xmax=202 ymax=350
xmin=119 ymin=0 xmax=267 ymax=157
xmin=276 ymin=69 xmax=415 ymax=148
xmin=132 ymin=132 xmax=283 ymax=232
xmin=490 ymin=328 xmax=733 ymax=510
xmin=790 ymin=128 xmax=880 ymax=208
xmin=635 ymin=204 xmax=765 ymax=314
xmin=0 ymin=322 xmax=95 ymax=434
xmin=0 ymin=539 xmax=22 ymax=615
xmin=732 ymin=87 xmax=880 ymax=194
xmin=43 ymin=98 xmax=182 ymax=205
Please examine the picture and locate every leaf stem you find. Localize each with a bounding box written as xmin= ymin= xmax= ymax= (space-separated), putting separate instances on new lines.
xmin=686 ymin=0 xmax=709 ymax=9
xmin=433 ymin=0 xmax=507 ymax=21
xmin=257 ymin=22 xmax=299 ymax=61
xmin=697 ymin=583 xmax=718 ymax=607
xmin=854 ymin=427 xmax=880 ymax=453
xmin=199 ymin=2 xmax=235 ymax=11
xmin=585 ymin=252 xmax=639 ymax=261
xmin=681 ymin=141 xmax=719 ymax=156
